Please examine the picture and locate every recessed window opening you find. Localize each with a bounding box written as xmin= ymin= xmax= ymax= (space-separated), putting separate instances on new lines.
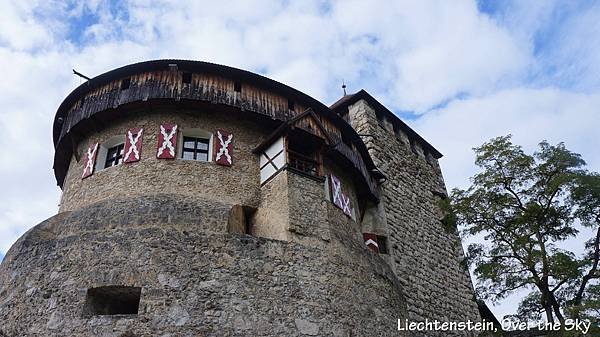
xmin=105 ymin=143 xmax=125 ymax=168
xmin=287 ymin=133 xmax=322 ymax=177
xmin=409 ymin=138 xmax=419 ymax=155
xmin=120 ymin=78 xmax=131 ymax=90
xmin=376 ymin=235 xmax=388 ymax=254
xmin=227 ymin=205 xmax=256 ymax=235
xmin=182 ymin=72 xmax=192 ymax=84
xmin=84 ymin=286 xmax=141 ymax=316
xmin=179 ymin=129 xmax=212 ymax=162
xmin=95 ymin=135 xmax=126 ymax=171
xmin=182 ymin=136 xmax=210 ymax=161
xmin=234 ymin=81 xmax=242 ymax=93
xmin=288 ymin=99 xmax=295 ymax=111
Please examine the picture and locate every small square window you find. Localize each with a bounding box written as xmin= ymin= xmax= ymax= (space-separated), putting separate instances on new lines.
xmin=105 ymin=143 xmax=125 ymax=168
xmin=182 ymin=72 xmax=192 ymax=84
xmin=120 ymin=78 xmax=131 ymax=90
xmin=181 ymin=136 xmax=210 ymax=161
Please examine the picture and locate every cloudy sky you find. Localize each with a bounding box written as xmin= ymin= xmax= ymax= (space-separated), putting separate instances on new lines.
xmin=0 ymin=0 xmax=599 ymax=319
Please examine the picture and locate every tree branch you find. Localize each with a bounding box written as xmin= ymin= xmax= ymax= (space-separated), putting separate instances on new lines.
xmin=572 ymin=226 xmax=600 ymax=307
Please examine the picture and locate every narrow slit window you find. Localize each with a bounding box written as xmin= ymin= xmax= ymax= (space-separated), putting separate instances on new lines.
xmin=84 ymin=286 xmax=141 ymax=316
xmin=120 ymin=78 xmax=131 ymax=90
xmin=234 ymin=81 xmax=242 ymax=93
xmin=409 ymin=138 xmax=419 ymax=155
xmin=377 ymin=235 xmax=388 ymax=254
xmin=182 ymin=72 xmax=192 ymax=84
xmin=182 ymin=136 xmax=210 ymax=161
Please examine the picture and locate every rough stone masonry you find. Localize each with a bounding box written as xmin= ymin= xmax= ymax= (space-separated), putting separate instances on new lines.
xmin=0 ymin=60 xmax=481 ymax=336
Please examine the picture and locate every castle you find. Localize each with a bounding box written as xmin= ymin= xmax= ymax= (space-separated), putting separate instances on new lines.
xmin=0 ymin=60 xmax=481 ymax=336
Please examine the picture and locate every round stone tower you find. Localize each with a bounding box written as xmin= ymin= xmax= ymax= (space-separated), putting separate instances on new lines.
xmin=0 ymin=60 xmax=415 ymax=336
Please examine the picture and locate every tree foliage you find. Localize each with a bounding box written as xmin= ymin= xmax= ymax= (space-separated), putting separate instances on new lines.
xmin=451 ymin=135 xmax=599 ymax=327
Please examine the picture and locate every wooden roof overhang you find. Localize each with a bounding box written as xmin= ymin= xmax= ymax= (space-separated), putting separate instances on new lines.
xmin=253 ymin=109 xmax=382 ymax=202
xmin=53 ymin=60 xmax=381 ymax=201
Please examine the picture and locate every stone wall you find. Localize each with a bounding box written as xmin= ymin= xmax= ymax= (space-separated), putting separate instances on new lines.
xmin=348 ymin=99 xmax=481 ymax=335
xmin=0 ymin=195 xmax=408 ymax=337
xmin=59 ymin=107 xmax=266 ymax=213
xmin=287 ymin=172 xmax=330 ymax=244
xmin=251 ymin=167 xmax=358 ymax=245
xmin=251 ymin=171 xmax=290 ymax=241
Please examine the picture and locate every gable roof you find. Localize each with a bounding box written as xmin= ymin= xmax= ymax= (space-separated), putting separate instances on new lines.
xmin=330 ymin=89 xmax=443 ymax=159
xmin=254 ymin=108 xmax=333 ymax=153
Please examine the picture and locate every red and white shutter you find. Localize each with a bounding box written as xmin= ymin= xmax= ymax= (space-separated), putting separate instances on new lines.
xmin=330 ymin=174 xmax=344 ymax=209
xmin=81 ymin=143 xmax=99 ymax=179
xmin=214 ymin=129 xmax=233 ymax=166
xmin=341 ymin=193 xmax=353 ymax=217
xmin=363 ymin=233 xmax=379 ymax=253
xmin=123 ymin=127 xmax=143 ymax=163
xmin=156 ymin=123 xmax=178 ymax=159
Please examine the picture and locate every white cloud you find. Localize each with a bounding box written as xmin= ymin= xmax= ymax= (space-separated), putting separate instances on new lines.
xmin=0 ymin=1 xmax=56 ymax=51
xmin=414 ymin=88 xmax=600 ymax=190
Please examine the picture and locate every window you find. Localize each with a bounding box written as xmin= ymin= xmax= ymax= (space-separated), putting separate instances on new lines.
xmin=182 ymin=136 xmax=210 ymax=161
xmin=234 ymin=81 xmax=242 ymax=92
xmin=227 ymin=205 xmax=256 ymax=235
xmin=120 ymin=78 xmax=131 ymax=90
xmin=84 ymin=286 xmax=141 ymax=316
xmin=182 ymin=72 xmax=192 ymax=84
xmin=288 ymin=99 xmax=295 ymax=111
xmin=287 ymin=132 xmax=322 ymax=178
xmin=376 ymin=235 xmax=388 ymax=254
xmin=95 ymin=135 xmax=126 ymax=171
xmin=288 ymin=151 xmax=319 ymax=176
xmin=104 ymin=143 xmax=125 ymax=168
xmin=409 ymin=138 xmax=419 ymax=155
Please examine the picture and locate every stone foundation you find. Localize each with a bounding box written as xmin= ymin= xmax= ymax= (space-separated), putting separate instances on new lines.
xmin=0 ymin=194 xmax=408 ymax=337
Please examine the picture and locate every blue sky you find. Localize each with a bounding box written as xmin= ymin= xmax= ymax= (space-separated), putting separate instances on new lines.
xmin=0 ymin=0 xmax=599 ymax=320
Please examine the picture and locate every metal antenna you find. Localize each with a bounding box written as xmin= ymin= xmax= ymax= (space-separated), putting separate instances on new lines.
xmin=72 ymin=69 xmax=91 ymax=81
xmin=342 ymin=80 xmax=347 ymax=96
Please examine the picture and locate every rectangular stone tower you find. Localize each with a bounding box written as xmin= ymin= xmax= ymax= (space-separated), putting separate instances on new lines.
xmin=332 ymin=90 xmax=482 ymax=327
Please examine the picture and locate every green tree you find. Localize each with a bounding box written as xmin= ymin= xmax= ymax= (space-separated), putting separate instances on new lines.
xmin=451 ymin=135 xmax=599 ymax=327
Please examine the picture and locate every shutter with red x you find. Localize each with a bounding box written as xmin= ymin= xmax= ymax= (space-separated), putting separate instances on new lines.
xmin=214 ymin=129 xmax=233 ymax=166
xmin=156 ymin=123 xmax=178 ymax=159
xmin=363 ymin=233 xmax=379 ymax=253
xmin=123 ymin=128 xmax=143 ymax=163
xmin=81 ymin=143 xmax=99 ymax=179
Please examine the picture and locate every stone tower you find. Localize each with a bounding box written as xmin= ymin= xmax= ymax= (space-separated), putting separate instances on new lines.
xmin=0 ymin=60 xmax=480 ymax=336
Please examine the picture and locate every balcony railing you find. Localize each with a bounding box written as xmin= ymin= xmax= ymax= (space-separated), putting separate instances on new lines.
xmin=288 ymin=150 xmax=320 ymax=177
